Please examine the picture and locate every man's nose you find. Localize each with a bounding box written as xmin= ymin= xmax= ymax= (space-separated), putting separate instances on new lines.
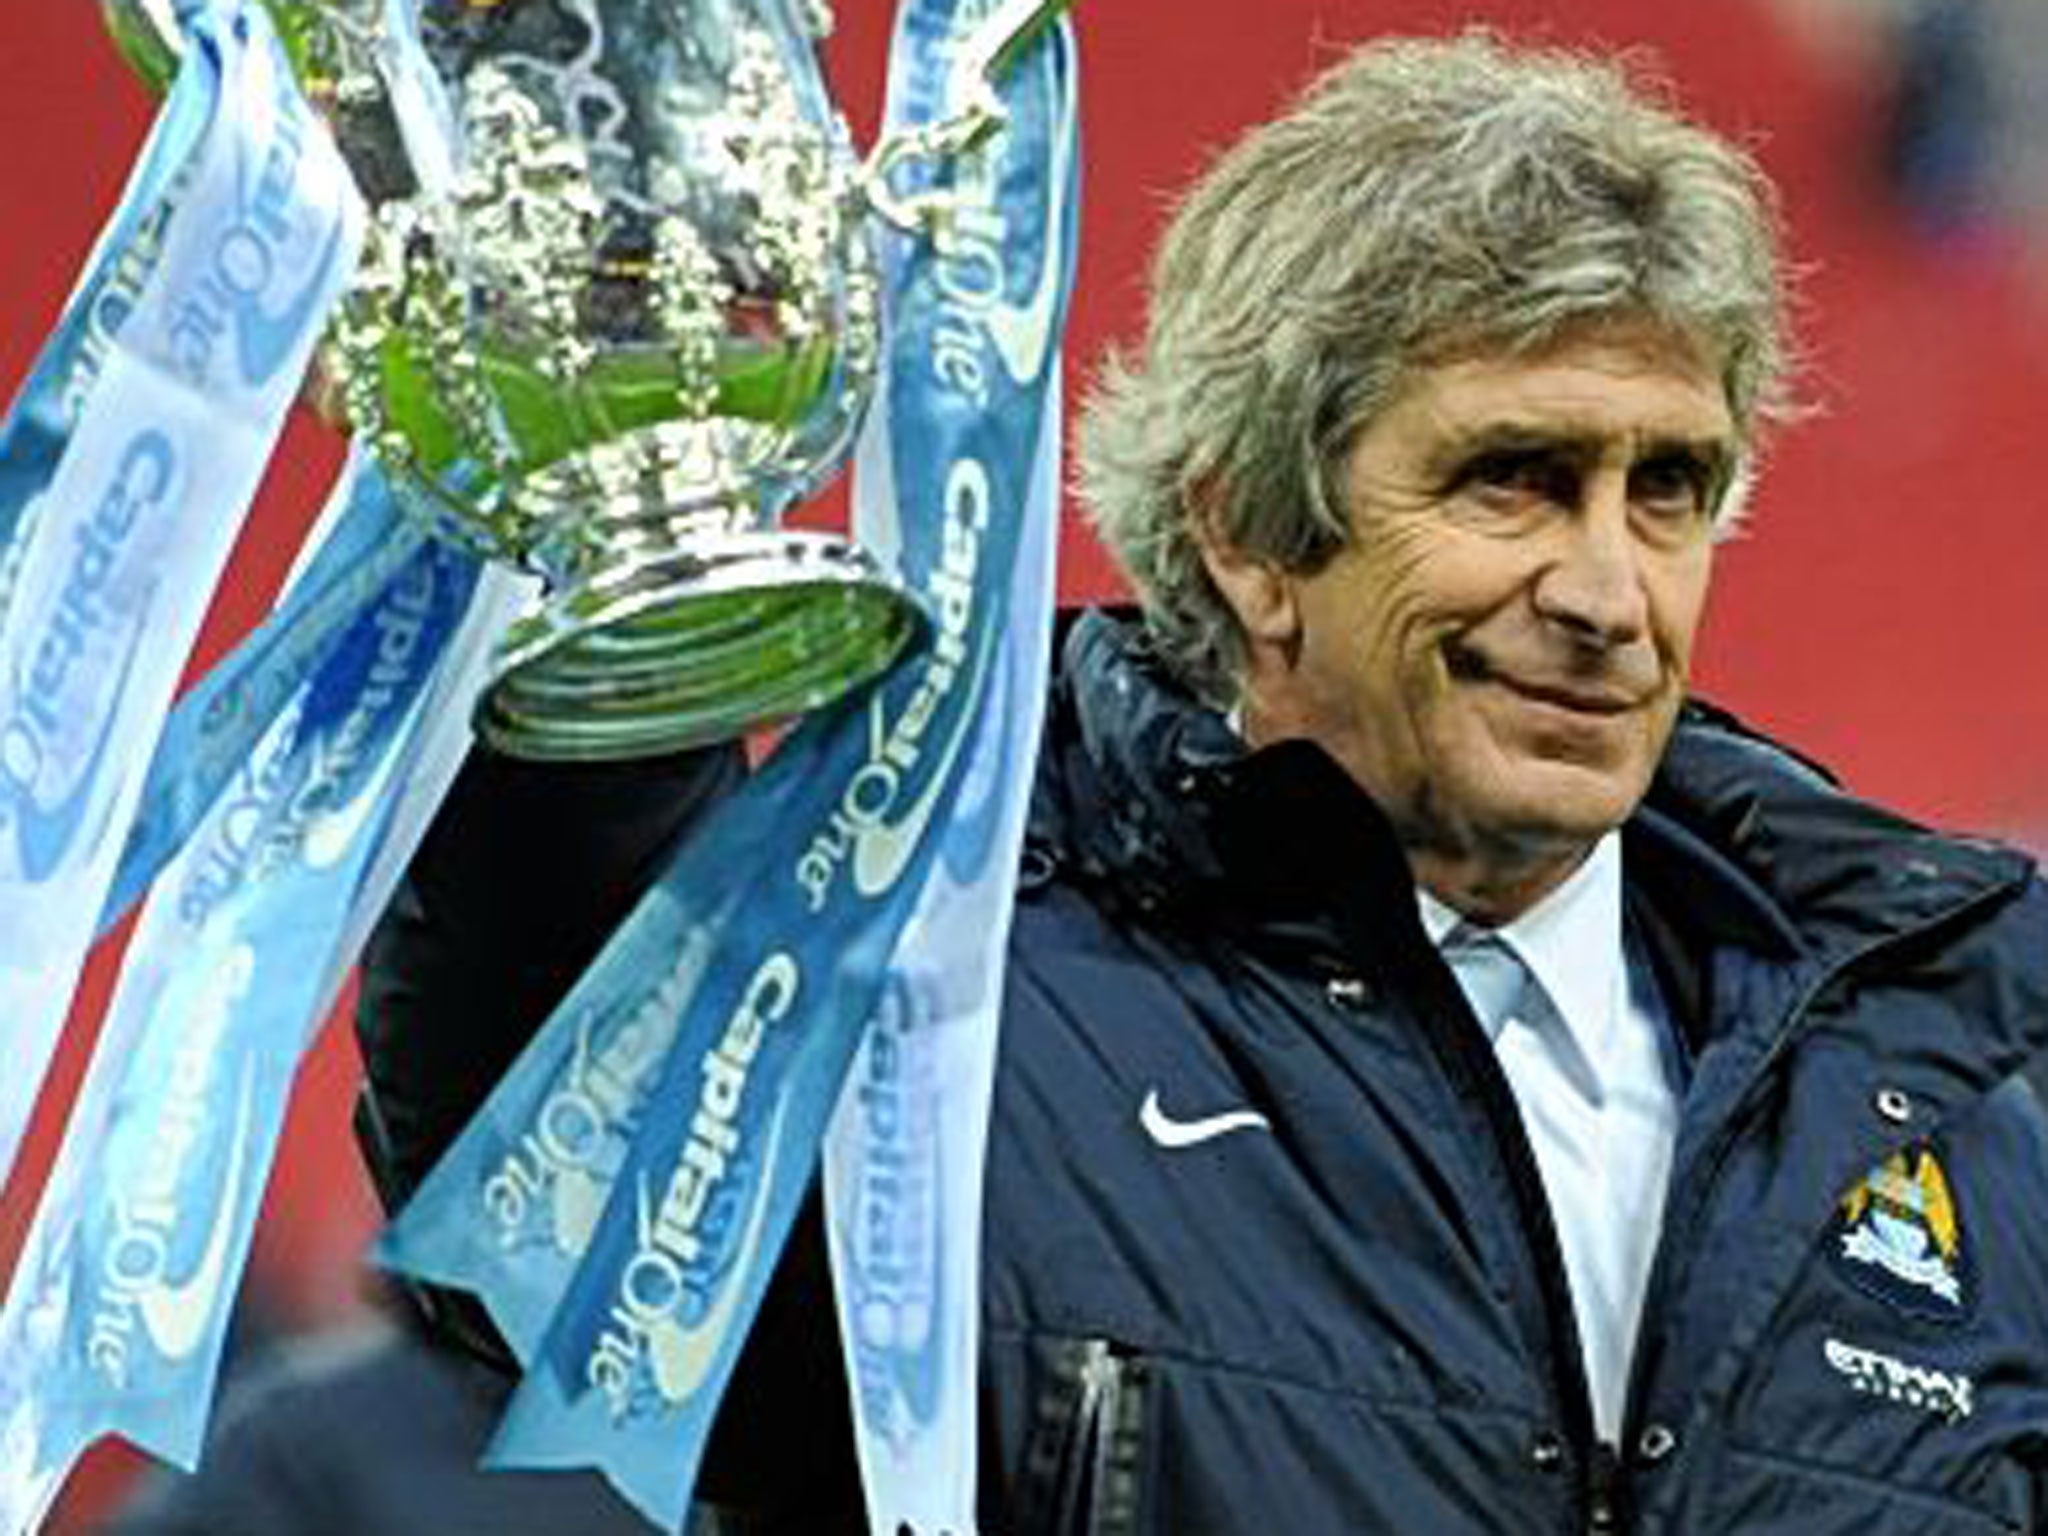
xmin=1529 ymin=476 xmax=1650 ymax=646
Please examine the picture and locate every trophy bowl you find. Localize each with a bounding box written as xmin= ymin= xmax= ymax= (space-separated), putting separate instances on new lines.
xmin=105 ymin=0 xmax=928 ymax=761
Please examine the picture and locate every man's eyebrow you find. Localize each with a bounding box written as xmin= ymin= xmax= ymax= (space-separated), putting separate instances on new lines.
xmin=1637 ymin=432 xmax=1738 ymax=466
xmin=1426 ymin=421 xmax=1737 ymax=474
xmin=1420 ymin=421 xmax=1596 ymax=479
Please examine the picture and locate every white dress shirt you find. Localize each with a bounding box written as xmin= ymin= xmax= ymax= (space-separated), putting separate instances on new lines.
xmin=1416 ymin=833 xmax=1679 ymax=1442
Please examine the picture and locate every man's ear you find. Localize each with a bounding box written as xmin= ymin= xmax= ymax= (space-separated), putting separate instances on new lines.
xmin=1194 ymin=508 xmax=1300 ymax=654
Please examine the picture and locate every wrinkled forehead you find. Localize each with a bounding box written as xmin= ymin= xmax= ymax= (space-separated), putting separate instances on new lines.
xmin=1398 ymin=311 xmax=1746 ymax=448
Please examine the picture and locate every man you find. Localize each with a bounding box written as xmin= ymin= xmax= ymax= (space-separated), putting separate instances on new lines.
xmin=354 ymin=30 xmax=2048 ymax=1535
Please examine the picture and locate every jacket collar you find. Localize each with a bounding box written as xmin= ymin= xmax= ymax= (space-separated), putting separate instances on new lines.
xmin=1033 ymin=611 xmax=1420 ymax=954
xmin=1037 ymin=610 xmax=2039 ymax=981
xmin=1643 ymin=700 xmax=2036 ymax=958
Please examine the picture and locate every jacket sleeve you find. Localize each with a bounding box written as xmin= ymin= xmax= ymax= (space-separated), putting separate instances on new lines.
xmin=355 ymin=742 xmax=743 ymax=1202
xmin=352 ymin=740 xmax=863 ymax=1531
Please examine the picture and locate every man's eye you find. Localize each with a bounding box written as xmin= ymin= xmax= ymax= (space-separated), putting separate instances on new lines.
xmin=1458 ymin=449 xmax=1569 ymax=505
xmin=1630 ymin=454 xmax=1712 ymax=518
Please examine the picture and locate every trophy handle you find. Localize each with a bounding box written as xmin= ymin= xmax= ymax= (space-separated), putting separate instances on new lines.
xmin=863 ymin=0 xmax=1074 ymax=241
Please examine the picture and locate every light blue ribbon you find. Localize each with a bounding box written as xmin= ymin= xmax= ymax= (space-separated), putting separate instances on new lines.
xmin=823 ymin=375 xmax=1068 ymax=1534
xmin=0 ymin=0 xmax=363 ymax=1223
xmin=377 ymin=2 xmax=1076 ymax=1525
xmin=0 ymin=12 xmax=216 ymax=560
xmin=0 ymin=4 xmax=528 ymax=1525
xmin=822 ymin=13 xmax=1077 ymax=1528
xmin=101 ymin=457 xmax=431 ymax=929
xmin=0 ymin=472 xmax=485 ymax=1517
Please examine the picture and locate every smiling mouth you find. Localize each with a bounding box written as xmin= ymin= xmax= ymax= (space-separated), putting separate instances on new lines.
xmin=1444 ymin=645 xmax=1643 ymax=716
xmin=1494 ymin=677 xmax=1636 ymax=715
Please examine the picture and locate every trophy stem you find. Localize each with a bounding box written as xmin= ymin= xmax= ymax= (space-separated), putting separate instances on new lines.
xmin=480 ymin=528 xmax=926 ymax=760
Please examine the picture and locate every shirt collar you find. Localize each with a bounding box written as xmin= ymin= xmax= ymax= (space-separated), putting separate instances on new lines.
xmin=1416 ymin=832 xmax=1626 ymax=1071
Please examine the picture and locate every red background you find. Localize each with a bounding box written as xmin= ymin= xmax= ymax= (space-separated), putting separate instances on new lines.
xmin=6 ymin=0 xmax=2048 ymax=1526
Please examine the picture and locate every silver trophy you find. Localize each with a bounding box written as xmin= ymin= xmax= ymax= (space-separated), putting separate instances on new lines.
xmin=103 ymin=0 xmax=1066 ymax=760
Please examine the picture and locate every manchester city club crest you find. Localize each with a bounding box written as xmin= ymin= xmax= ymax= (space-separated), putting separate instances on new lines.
xmin=1829 ymin=1144 xmax=1973 ymax=1320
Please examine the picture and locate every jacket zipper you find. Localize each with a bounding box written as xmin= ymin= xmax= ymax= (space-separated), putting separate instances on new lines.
xmin=1615 ymin=872 xmax=2028 ymax=1486
xmin=1586 ymin=1441 xmax=1623 ymax=1532
xmin=1392 ymin=943 xmax=1614 ymax=1525
xmin=1019 ymin=1337 xmax=1146 ymax=1536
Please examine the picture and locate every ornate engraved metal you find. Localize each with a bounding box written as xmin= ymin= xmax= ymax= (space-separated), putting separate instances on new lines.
xmin=104 ymin=0 xmax=1066 ymax=760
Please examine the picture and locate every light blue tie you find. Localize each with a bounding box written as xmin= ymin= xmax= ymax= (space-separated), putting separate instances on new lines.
xmin=1444 ymin=923 xmax=1606 ymax=1109
xmin=1444 ymin=926 xmax=1537 ymax=1041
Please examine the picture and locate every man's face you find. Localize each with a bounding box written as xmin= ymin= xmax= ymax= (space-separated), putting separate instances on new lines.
xmin=1235 ymin=319 xmax=1734 ymax=912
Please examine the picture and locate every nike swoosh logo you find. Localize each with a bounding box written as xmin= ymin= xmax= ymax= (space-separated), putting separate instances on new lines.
xmin=1139 ymin=1088 xmax=1270 ymax=1149
xmin=851 ymin=621 xmax=998 ymax=898
xmin=13 ymin=588 xmax=156 ymax=883
xmin=983 ymin=41 xmax=1072 ymax=389
xmin=138 ymin=1055 xmax=259 ymax=1361
xmin=646 ymin=1101 xmax=789 ymax=1404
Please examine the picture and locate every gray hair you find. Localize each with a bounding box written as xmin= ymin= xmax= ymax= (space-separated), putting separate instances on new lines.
xmin=1076 ymin=31 xmax=1795 ymax=705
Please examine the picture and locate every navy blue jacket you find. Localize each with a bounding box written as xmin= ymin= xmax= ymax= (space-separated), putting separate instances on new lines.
xmin=360 ymin=609 xmax=2048 ymax=1534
